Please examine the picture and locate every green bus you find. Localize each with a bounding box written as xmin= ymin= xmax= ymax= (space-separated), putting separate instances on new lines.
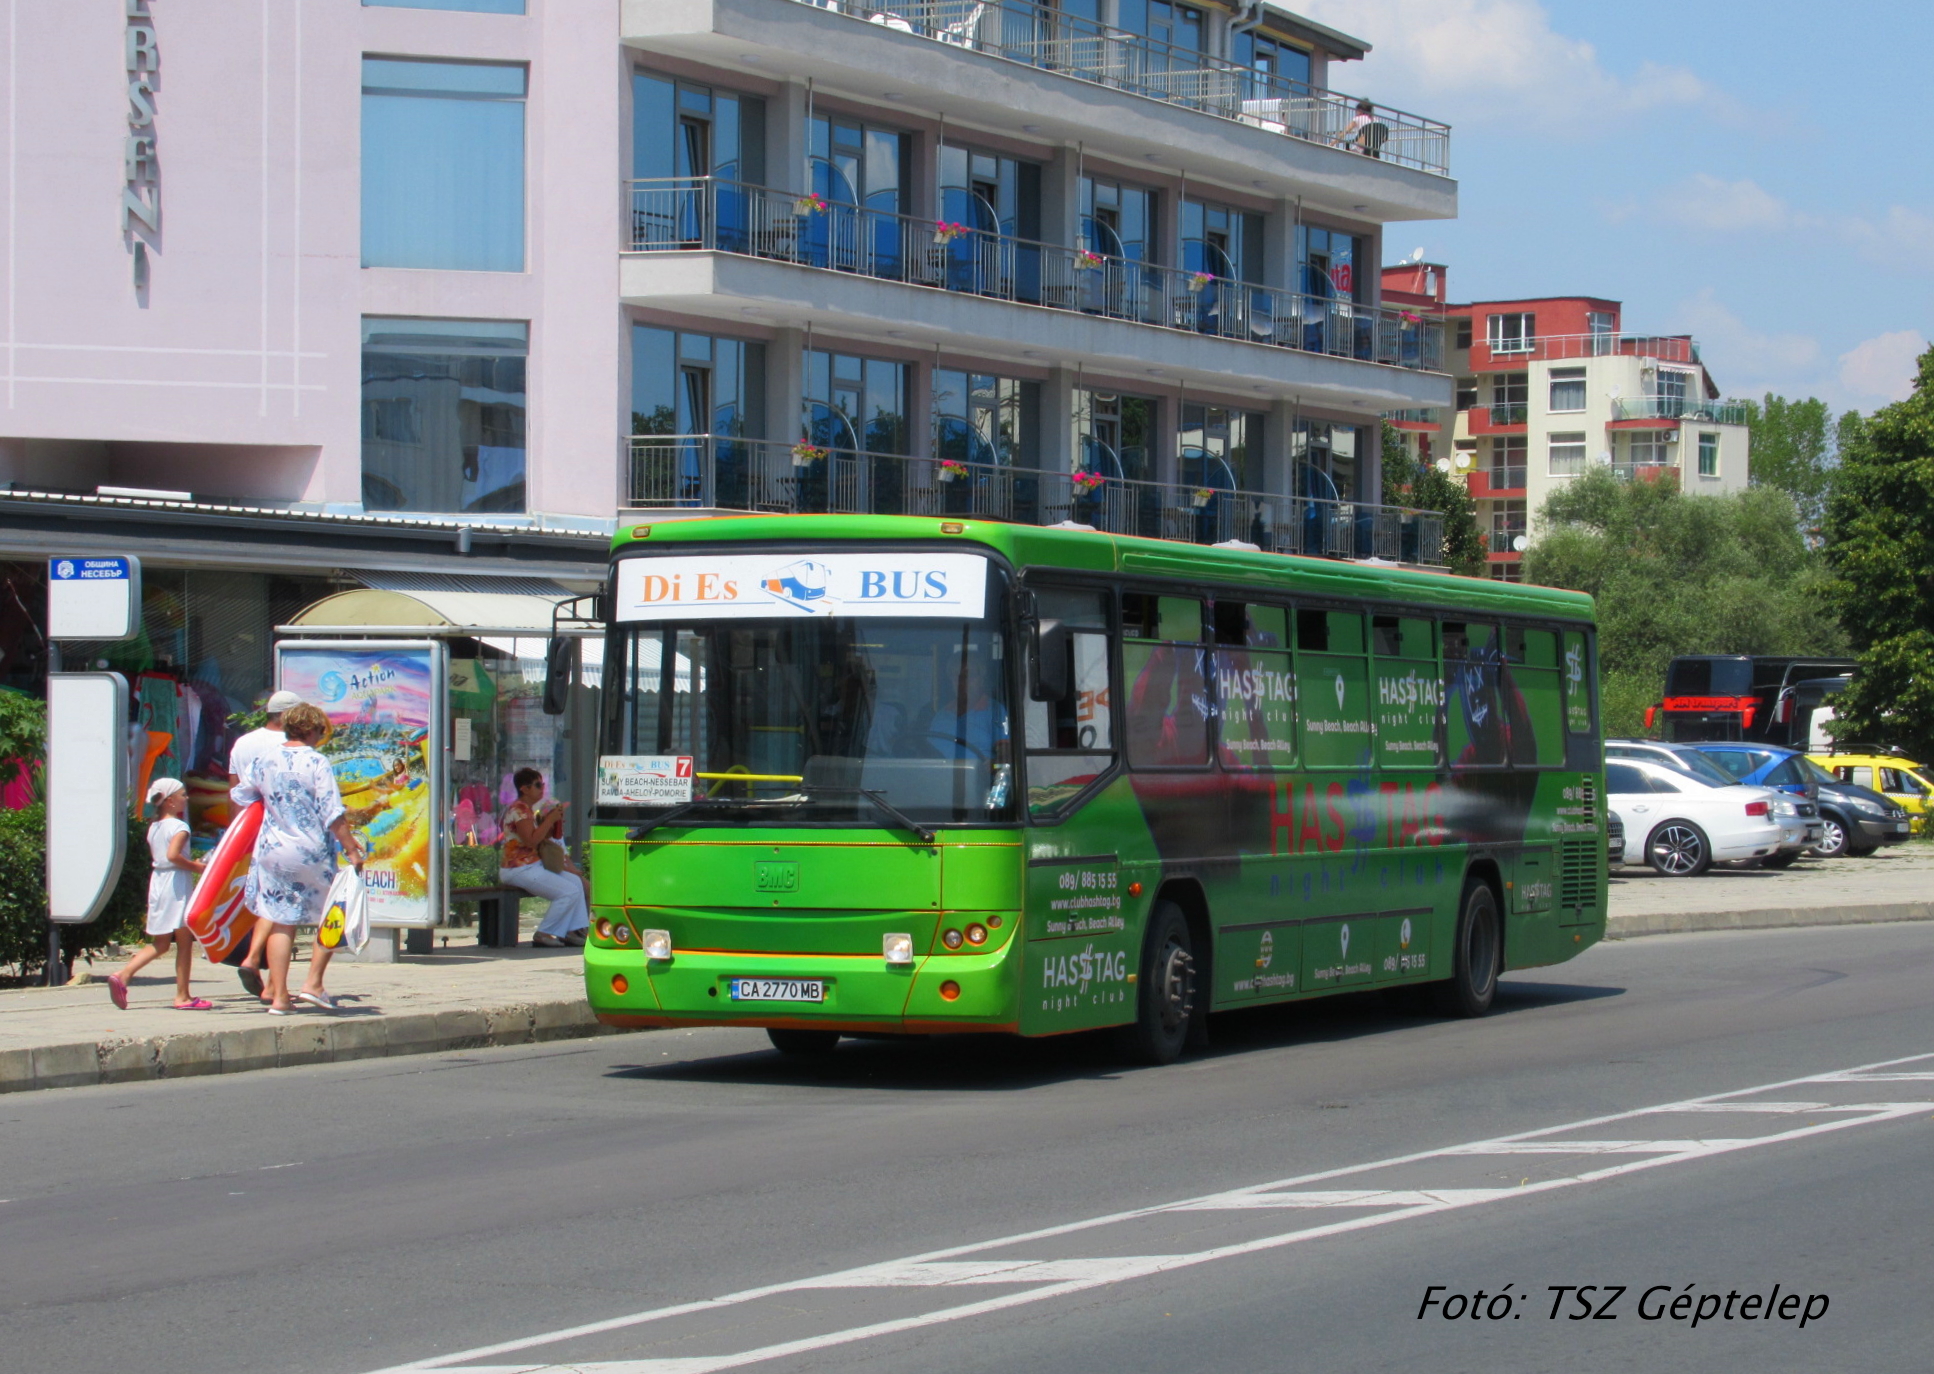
xmin=578 ymin=514 xmax=1605 ymax=1062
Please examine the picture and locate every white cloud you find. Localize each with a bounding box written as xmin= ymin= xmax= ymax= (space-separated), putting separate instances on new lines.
xmin=1657 ymin=175 xmax=1792 ymax=233
xmin=1837 ymin=331 xmax=1929 ymax=403
xmin=1676 ymin=288 xmax=1821 ymax=387
xmin=1295 ymin=0 xmax=1724 ymax=126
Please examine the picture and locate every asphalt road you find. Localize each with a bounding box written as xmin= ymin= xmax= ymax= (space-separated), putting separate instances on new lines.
xmin=3 ymin=924 xmax=1933 ymax=1374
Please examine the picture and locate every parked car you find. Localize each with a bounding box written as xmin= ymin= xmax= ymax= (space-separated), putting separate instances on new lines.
xmin=1607 ymin=810 xmax=1625 ymax=870
xmin=1604 ymin=758 xmax=1788 ymax=876
xmin=1674 ymin=743 xmax=1825 ymax=864
xmin=1606 ymin=739 xmax=1817 ymax=864
xmin=1809 ymin=751 xmax=1934 ymax=837
xmin=1686 ymin=742 xmax=1909 ymax=858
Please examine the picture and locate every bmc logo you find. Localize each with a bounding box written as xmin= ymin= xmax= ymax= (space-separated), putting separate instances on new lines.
xmin=754 ymin=861 xmax=801 ymax=893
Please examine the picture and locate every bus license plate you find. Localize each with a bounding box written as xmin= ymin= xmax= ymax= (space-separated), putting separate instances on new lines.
xmin=729 ymin=978 xmax=825 ymax=1003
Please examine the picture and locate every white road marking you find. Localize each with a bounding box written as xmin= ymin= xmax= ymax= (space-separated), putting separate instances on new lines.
xmin=365 ymin=1053 xmax=1934 ymax=1374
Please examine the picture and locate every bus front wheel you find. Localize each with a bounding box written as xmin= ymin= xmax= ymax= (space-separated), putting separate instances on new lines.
xmin=767 ymin=1028 xmax=841 ymax=1057
xmin=1117 ymin=901 xmax=1197 ymax=1065
xmin=1430 ymin=879 xmax=1501 ymax=1018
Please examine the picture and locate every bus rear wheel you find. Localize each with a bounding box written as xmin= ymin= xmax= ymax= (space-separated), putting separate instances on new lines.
xmin=767 ymin=1028 xmax=840 ymax=1057
xmin=1430 ymin=879 xmax=1501 ymax=1018
xmin=1117 ymin=901 xmax=1196 ymax=1066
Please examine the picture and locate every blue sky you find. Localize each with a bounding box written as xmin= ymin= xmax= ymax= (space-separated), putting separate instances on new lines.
xmin=1299 ymin=0 xmax=1932 ymax=412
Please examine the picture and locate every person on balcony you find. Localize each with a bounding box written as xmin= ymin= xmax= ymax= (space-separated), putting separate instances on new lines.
xmin=1337 ymin=100 xmax=1386 ymax=158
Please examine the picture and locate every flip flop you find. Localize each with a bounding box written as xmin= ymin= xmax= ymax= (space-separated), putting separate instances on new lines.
xmin=266 ymin=1006 xmax=293 ymax=1016
xmin=237 ymin=968 xmax=265 ymax=997
xmin=292 ymin=990 xmax=338 ymax=1012
xmin=172 ymin=998 xmax=214 ymax=1011
xmin=107 ymin=974 xmax=129 ymax=1011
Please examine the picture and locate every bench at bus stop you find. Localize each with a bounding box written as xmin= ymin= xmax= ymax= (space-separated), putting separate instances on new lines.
xmin=400 ymin=884 xmax=524 ymax=953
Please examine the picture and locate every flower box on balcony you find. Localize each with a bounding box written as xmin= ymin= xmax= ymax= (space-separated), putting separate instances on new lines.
xmin=1190 ymin=487 xmax=1216 ymax=509
xmin=790 ymin=443 xmax=829 ymax=467
xmin=936 ymin=460 xmax=970 ymax=483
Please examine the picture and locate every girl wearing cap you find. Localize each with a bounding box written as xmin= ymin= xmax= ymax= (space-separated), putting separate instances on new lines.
xmin=106 ymin=778 xmax=211 ymax=1011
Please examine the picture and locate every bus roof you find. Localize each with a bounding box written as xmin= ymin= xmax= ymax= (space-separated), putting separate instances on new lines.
xmin=614 ymin=514 xmax=1596 ymax=622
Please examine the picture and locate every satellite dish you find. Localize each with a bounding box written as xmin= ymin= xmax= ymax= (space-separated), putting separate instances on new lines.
xmin=1597 ymin=450 xmax=1613 ymax=464
xmin=1607 ymin=385 xmax=1621 ymax=399
xmin=1434 ymin=457 xmax=1452 ymax=473
xmin=1409 ymin=247 xmax=1425 ymax=263
xmin=1512 ymin=535 xmax=1529 ymax=553
xmin=1453 ymin=452 xmax=1472 ymax=469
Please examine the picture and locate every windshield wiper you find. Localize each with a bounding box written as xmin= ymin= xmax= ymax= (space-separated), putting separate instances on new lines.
xmin=798 ymin=784 xmax=937 ymax=844
xmin=626 ymin=798 xmax=735 ymax=839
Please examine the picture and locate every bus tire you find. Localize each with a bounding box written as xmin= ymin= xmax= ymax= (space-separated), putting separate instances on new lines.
xmin=1430 ymin=879 xmax=1501 ymax=1018
xmin=1116 ymin=900 xmax=1196 ymax=1066
xmin=767 ymin=1028 xmax=840 ymax=1057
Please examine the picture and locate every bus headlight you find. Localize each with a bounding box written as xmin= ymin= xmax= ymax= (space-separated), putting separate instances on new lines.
xmin=641 ymin=929 xmax=673 ymax=961
xmin=884 ymin=932 xmax=914 ymax=965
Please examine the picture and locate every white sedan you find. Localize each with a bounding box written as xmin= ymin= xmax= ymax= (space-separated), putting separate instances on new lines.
xmin=1605 ymin=758 xmax=1788 ymax=876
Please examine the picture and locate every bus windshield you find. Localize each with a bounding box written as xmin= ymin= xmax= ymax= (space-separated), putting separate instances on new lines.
xmin=604 ymin=616 xmax=1015 ymax=826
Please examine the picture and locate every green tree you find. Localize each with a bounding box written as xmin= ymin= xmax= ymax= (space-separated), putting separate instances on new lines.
xmin=1380 ymin=423 xmax=1487 ymax=577
xmin=1732 ymin=392 xmax=1862 ymax=537
xmin=0 ymin=688 xmax=45 ymax=794
xmin=1820 ymin=347 xmax=1934 ymax=758
xmin=1523 ymin=468 xmax=1845 ymax=735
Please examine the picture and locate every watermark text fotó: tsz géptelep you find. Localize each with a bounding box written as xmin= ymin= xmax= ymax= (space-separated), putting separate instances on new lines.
xmin=1417 ymin=1283 xmax=1829 ymax=1328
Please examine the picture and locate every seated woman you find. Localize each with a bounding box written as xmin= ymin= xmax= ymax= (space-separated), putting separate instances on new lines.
xmin=499 ymin=767 xmax=590 ymax=948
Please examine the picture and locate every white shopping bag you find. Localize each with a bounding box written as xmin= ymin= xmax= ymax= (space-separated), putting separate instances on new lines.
xmin=320 ymin=865 xmax=370 ymax=953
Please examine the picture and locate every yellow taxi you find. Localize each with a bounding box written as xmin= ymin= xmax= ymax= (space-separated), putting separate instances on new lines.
xmin=1809 ymin=752 xmax=1934 ymax=835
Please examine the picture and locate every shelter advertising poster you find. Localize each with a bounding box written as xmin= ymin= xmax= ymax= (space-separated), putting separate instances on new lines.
xmin=276 ymin=642 xmax=444 ymax=928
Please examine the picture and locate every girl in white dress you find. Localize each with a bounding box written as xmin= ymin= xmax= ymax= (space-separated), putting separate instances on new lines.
xmin=106 ymin=778 xmax=211 ymax=1011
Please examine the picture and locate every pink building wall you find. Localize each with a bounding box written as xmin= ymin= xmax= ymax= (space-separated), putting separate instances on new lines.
xmin=0 ymin=0 xmax=623 ymax=524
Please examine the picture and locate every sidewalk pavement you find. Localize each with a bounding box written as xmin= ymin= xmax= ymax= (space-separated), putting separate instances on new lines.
xmin=5 ymin=847 xmax=1930 ymax=1094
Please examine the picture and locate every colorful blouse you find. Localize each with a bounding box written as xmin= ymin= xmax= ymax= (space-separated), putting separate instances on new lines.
xmin=502 ymin=800 xmax=541 ymax=869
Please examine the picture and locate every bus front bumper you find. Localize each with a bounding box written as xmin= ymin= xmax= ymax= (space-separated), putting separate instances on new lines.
xmin=583 ymin=939 xmax=1021 ymax=1034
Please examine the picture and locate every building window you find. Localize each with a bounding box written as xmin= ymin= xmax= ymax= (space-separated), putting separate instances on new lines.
xmin=934 ymin=370 xmax=1039 ymax=468
xmin=1299 ymin=225 xmax=1364 ymax=302
xmin=361 ymin=59 xmax=526 ymax=271
xmin=1653 ymin=369 xmax=1691 ymax=415
xmin=1293 ymin=420 xmax=1360 ymax=502
xmin=1454 ymin=377 xmax=1478 ymax=411
xmin=1229 ymin=29 xmax=1312 ymax=96
xmin=632 ymin=71 xmax=765 ymax=184
xmin=1490 ymin=562 xmax=1524 ymax=583
xmin=1588 ymin=309 xmax=1616 ymax=343
xmin=630 ymin=325 xmax=765 ymax=438
xmin=364 ymin=0 xmax=524 ymax=11
xmin=943 ymin=143 xmax=1042 ymax=241
xmin=805 ymin=349 xmax=908 ymax=455
xmin=1698 ymin=431 xmax=1720 ymax=478
xmin=1487 ymin=312 xmax=1536 ymax=353
xmin=1490 ymin=500 xmax=1527 ymax=554
xmin=362 ymin=317 xmax=527 ymax=513
xmin=1080 ymin=176 xmax=1157 ymax=262
xmin=1549 ymin=366 xmax=1586 ymax=413
xmin=1548 ymin=432 xmax=1587 ymax=477
xmin=1454 ymin=318 xmax=1473 ymax=351
xmin=1183 ymin=198 xmax=1264 ymax=285
xmin=1627 ymin=434 xmax=1673 ymax=468
xmin=1490 ymin=436 xmax=1526 ymax=489
xmin=1180 ymin=403 xmax=1263 ymax=490
xmin=1491 ymin=372 xmax=1527 ymax=424
xmin=1077 ymin=390 xmax=1157 ymax=481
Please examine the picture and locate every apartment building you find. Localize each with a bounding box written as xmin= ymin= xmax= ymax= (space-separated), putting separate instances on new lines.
xmin=0 ymin=0 xmax=1455 ymax=792
xmin=1379 ymin=270 xmax=1750 ymax=579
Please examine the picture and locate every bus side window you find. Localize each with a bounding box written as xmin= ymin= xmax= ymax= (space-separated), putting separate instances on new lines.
xmin=1561 ymin=629 xmax=1594 ymax=735
xmin=1444 ymin=620 xmax=1509 ymax=768
xmin=1299 ymin=608 xmax=1370 ymax=769
xmin=1123 ymin=592 xmax=1209 ymax=769
xmin=1373 ymin=614 xmax=1439 ymax=770
xmin=1025 ymin=587 xmax=1116 ymax=816
xmin=1505 ymin=626 xmax=1564 ymax=767
xmin=1216 ymin=602 xmax=1295 ymax=770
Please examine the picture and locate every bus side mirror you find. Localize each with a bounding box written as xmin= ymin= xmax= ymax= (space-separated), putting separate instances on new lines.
xmin=1643 ymin=704 xmax=1657 ymax=730
xmin=542 ymin=636 xmax=576 ymax=716
xmin=1029 ymin=620 xmax=1073 ymax=702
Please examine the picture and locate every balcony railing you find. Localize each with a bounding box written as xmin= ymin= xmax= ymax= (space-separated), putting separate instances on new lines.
xmin=787 ymin=0 xmax=1451 ymax=176
xmin=1611 ymin=396 xmax=1750 ymax=425
xmin=1609 ymin=460 xmax=1681 ymax=485
xmin=1486 ymin=466 xmax=1527 ymax=490
xmin=1384 ymin=407 xmax=1441 ymax=425
xmin=1477 ymin=333 xmax=1701 ymax=365
xmin=627 ymin=178 xmax=1443 ymax=372
xmin=1487 ymin=402 xmax=1528 ymax=425
xmin=626 ymin=434 xmax=1446 ymax=566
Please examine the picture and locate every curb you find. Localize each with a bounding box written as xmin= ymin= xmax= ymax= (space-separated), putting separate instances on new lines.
xmin=1606 ymin=901 xmax=1934 ymax=939
xmin=0 ymin=997 xmax=626 ymax=1095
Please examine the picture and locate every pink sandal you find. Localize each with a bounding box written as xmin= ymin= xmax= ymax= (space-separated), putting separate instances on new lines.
xmin=107 ymin=974 xmax=129 ymax=1010
xmin=172 ymin=998 xmax=214 ymax=1011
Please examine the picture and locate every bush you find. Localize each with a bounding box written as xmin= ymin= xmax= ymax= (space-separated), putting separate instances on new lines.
xmin=0 ymin=804 xmax=149 ymax=977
